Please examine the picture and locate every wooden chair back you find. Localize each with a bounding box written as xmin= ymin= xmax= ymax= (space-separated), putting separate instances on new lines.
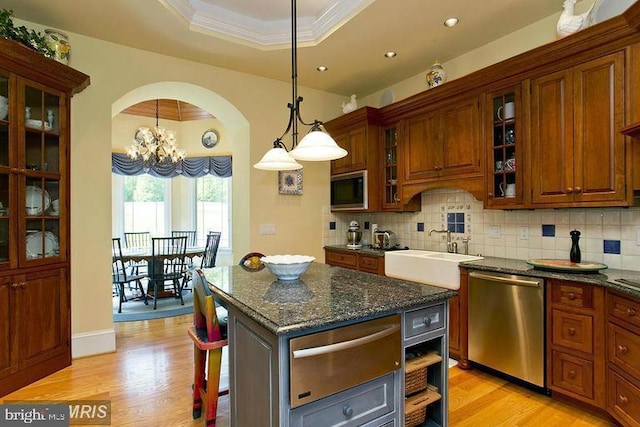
xmin=111 ymin=237 xmax=128 ymax=281
xmin=192 ymin=269 xmax=225 ymax=341
xmin=201 ymin=232 xmax=221 ymax=268
xmin=171 ymin=230 xmax=197 ymax=246
xmin=124 ymin=231 xmax=150 ymax=248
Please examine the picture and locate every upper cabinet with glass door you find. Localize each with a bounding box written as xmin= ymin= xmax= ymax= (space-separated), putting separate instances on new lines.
xmin=0 ymin=73 xmax=10 ymax=266
xmin=22 ymin=82 xmax=65 ymax=265
xmin=485 ymin=86 xmax=525 ymax=209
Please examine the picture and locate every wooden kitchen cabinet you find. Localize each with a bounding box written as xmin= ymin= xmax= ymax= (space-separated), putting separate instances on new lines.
xmin=0 ymin=38 xmax=89 ymax=396
xmin=325 ymin=107 xmax=379 ymax=174
xmin=403 ymin=95 xmax=481 ymax=183
xmin=324 ymin=247 xmax=384 ymax=276
xmin=547 ymin=279 xmax=606 ymax=409
xmin=607 ymin=290 xmax=640 ymax=427
xmin=484 ymin=84 xmax=526 ymax=208
xmin=530 ymin=51 xmax=628 ymax=208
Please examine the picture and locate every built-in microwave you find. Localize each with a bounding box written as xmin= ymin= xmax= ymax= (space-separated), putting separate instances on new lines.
xmin=331 ymin=170 xmax=368 ymax=211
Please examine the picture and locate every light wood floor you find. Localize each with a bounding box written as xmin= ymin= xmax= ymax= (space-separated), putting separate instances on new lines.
xmin=2 ymin=314 xmax=616 ymax=426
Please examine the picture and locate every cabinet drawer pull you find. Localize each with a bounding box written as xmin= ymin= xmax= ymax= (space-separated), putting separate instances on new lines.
xmin=567 ymin=292 xmax=576 ymax=300
xmin=618 ymin=345 xmax=628 ymax=355
xmin=568 ymin=370 xmax=576 ymax=378
xmin=619 ymin=395 xmax=629 ymax=404
xmin=342 ymin=405 xmax=353 ymax=418
xmin=627 ymin=308 xmax=637 ymax=317
xmin=567 ymin=327 xmax=576 ymax=336
xmin=423 ymin=317 xmax=432 ymax=326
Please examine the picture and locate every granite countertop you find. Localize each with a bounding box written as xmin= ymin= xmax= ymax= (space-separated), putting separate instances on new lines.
xmin=324 ymin=244 xmax=409 ymax=257
xmin=202 ymin=263 xmax=455 ymax=335
xmin=460 ymin=257 xmax=640 ymax=298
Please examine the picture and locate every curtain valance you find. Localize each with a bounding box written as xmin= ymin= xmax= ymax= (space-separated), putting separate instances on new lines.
xmin=111 ymin=153 xmax=232 ymax=178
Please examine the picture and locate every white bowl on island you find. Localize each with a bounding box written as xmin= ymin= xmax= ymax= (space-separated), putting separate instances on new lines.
xmin=261 ymin=255 xmax=315 ymax=281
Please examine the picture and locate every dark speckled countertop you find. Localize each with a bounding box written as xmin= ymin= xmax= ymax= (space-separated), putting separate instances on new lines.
xmin=460 ymin=257 xmax=640 ymax=298
xmin=202 ymin=263 xmax=455 ymax=335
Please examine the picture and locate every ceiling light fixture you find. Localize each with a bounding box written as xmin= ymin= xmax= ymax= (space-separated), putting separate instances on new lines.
xmin=254 ymin=0 xmax=346 ymax=171
xmin=317 ymin=65 xmax=328 ymax=72
xmin=384 ymin=51 xmax=397 ymax=58
xmin=126 ymin=99 xmax=186 ymax=164
xmin=444 ymin=17 xmax=459 ymax=27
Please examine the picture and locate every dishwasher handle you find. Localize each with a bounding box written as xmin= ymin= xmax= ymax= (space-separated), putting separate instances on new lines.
xmin=470 ymin=271 xmax=541 ymax=287
xmin=292 ymin=324 xmax=400 ymax=359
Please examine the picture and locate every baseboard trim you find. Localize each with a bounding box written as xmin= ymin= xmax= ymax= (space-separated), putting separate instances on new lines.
xmin=72 ymin=328 xmax=116 ymax=359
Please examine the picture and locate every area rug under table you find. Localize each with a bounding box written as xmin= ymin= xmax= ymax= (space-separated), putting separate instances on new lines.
xmin=113 ymin=291 xmax=193 ymax=322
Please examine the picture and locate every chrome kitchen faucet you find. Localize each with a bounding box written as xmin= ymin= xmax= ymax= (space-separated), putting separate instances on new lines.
xmin=428 ymin=229 xmax=457 ymax=253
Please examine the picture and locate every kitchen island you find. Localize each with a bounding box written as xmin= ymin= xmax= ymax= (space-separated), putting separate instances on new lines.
xmin=202 ymin=263 xmax=456 ymax=426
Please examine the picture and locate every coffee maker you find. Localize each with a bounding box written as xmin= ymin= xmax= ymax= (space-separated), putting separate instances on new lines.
xmin=346 ymin=220 xmax=362 ymax=249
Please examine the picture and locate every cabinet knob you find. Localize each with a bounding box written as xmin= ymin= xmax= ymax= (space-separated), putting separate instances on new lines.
xmin=568 ymin=370 xmax=576 ymax=378
xmin=574 ymin=186 xmax=582 ymax=193
xmin=423 ymin=317 xmax=432 ymax=326
xmin=342 ymin=405 xmax=354 ymax=418
xmin=619 ymin=395 xmax=629 ymax=404
xmin=435 ymin=166 xmax=442 ymax=171
xmin=618 ymin=345 xmax=628 ymax=355
xmin=488 ymin=192 xmax=494 ymax=197
xmin=567 ymin=292 xmax=576 ymax=300
xmin=627 ymin=308 xmax=637 ymax=317
xmin=11 ymin=283 xmax=19 ymax=289
xmin=566 ymin=187 xmax=573 ymax=193
xmin=567 ymin=327 xmax=576 ymax=336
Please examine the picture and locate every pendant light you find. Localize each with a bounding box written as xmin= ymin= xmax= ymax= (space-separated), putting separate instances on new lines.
xmin=253 ymin=0 xmax=347 ymax=171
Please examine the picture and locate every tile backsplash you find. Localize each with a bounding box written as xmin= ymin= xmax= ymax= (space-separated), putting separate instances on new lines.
xmin=323 ymin=188 xmax=640 ymax=271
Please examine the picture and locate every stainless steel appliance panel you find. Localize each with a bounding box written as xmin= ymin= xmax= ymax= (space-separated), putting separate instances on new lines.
xmin=289 ymin=314 xmax=401 ymax=408
xmin=468 ymin=271 xmax=545 ymax=387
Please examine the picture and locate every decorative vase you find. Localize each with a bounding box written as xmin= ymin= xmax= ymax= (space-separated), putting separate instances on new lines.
xmin=44 ymin=29 xmax=71 ymax=65
xmin=426 ymin=61 xmax=446 ymax=88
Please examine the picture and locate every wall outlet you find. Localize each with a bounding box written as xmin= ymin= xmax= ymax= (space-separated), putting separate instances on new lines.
xmin=489 ymin=226 xmax=501 ymax=238
xmin=259 ymin=223 xmax=276 ymax=235
xmin=519 ymin=226 xmax=530 ymax=240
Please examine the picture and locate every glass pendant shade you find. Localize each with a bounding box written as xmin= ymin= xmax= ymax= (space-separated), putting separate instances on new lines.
xmin=253 ymin=146 xmax=303 ymax=170
xmin=289 ymin=130 xmax=347 ymax=161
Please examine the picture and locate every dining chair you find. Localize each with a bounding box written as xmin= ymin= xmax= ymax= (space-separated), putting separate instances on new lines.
xmin=187 ymin=269 xmax=228 ymax=426
xmin=201 ymin=232 xmax=222 ymax=268
xmin=171 ymin=230 xmax=197 ymax=246
xmin=123 ymin=231 xmax=151 ymax=248
xmin=148 ymin=236 xmax=187 ymax=309
xmin=112 ymin=238 xmax=148 ymax=313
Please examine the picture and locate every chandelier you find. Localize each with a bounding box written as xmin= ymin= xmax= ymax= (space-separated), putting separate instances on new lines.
xmin=126 ymin=99 xmax=186 ymax=164
xmin=253 ymin=0 xmax=347 ymax=171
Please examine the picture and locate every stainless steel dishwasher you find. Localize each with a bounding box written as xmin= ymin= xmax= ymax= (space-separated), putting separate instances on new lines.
xmin=468 ymin=271 xmax=545 ymax=388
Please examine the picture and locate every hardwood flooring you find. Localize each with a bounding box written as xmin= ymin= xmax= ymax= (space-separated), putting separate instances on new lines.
xmin=2 ymin=314 xmax=616 ymax=426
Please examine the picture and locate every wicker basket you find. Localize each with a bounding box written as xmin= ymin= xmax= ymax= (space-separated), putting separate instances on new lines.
xmin=404 ymin=387 xmax=442 ymax=427
xmin=404 ymin=351 xmax=442 ymax=396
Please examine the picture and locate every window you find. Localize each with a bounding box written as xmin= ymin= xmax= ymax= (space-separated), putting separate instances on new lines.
xmin=114 ymin=174 xmax=171 ymax=237
xmin=195 ymin=175 xmax=232 ymax=249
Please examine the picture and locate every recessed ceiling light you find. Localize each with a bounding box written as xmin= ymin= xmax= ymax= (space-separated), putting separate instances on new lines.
xmin=316 ymin=66 xmax=328 ymax=72
xmin=384 ymin=51 xmax=397 ymax=58
xmin=444 ymin=17 xmax=459 ymax=27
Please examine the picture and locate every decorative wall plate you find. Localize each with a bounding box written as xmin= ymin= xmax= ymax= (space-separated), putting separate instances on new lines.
xmin=201 ymin=129 xmax=219 ymax=148
xmin=278 ymin=169 xmax=303 ymax=195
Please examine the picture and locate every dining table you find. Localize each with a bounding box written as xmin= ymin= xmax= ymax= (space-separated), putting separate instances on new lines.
xmin=119 ymin=246 xmax=205 ymax=264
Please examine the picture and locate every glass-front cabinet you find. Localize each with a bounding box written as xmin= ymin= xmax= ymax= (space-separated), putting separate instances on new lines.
xmin=382 ymin=125 xmax=400 ymax=210
xmin=485 ymin=86 xmax=524 ymax=208
xmin=0 ymin=76 xmax=66 ymax=269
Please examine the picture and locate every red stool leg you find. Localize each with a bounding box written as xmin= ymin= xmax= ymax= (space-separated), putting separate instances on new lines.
xmin=205 ymin=347 xmax=223 ymax=426
xmin=192 ymin=344 xmax=206 ymax=419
